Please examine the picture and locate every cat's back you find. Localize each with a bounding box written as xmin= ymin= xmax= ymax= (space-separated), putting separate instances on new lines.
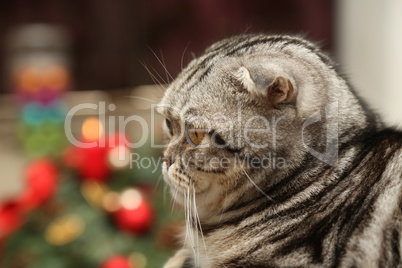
xmin=336 ymin=128 xmax=402 ymax=267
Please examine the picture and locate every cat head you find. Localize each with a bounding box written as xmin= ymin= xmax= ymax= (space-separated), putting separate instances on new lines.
xmin=157 ymin=34 xmax=372 ymax=218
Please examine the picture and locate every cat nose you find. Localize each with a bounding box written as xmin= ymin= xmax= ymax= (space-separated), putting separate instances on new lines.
xmin=163 ymin=156 xmax=174 ymax=169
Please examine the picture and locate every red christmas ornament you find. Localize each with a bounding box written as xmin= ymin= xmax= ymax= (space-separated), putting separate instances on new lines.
xmin=73 ymin=133 xmax=131 ymax=181
xmin=113 ymin=190 xmax=154 ymax=235
xmin=0 ymin=202 xmax=23 ymax=238
xmin=70 ymin=117 xmax=110 ymax=181
xmin=76 ymin=143 xmax=110 ymax=181
xmin=100 ymin=256 xmax=132 ymax=268
xmin=17 ymin=159 xmax=58 ymax=211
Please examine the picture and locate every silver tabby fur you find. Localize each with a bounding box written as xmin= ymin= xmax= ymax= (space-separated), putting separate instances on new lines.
xmin=158 ymin=34 xmax=402 ymax=268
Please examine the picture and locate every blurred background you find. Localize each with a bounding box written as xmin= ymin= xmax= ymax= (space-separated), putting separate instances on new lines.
xmin=0 ymin=0 xmax=400 ymax=268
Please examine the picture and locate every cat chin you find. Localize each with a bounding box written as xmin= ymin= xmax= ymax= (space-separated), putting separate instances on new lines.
xmin=163 ymin=163 xmax=213 ymax=192
xmin=163 ymin=173 xmax=224 ymax=215
xmin=169 ymin=184 xmax=227 ymax=219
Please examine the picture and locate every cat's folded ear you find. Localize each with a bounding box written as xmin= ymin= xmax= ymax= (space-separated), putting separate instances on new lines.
xmin=235 ymin=65 xmax=295 ymax=106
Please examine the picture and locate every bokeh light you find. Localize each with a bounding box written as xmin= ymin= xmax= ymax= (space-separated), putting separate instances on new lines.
xmin=82 ymin=117 xmax=104 ymax=141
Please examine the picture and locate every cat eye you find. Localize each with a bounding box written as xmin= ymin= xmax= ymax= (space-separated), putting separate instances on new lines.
xmin=165 ymin=118 xmax=173 ymax=136
xmin=210 ymin=131 xmax=227 ymax=147
xmin=186 ymin=124 xmax=206 ymax=146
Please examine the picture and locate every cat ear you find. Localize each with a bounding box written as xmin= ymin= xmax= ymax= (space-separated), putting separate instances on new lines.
xmin=235 ymin=66 xmax=294 ymax=106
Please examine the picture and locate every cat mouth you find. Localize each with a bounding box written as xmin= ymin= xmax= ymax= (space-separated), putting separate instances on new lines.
xmin=194 ymin=166 xmax=227 ymax=174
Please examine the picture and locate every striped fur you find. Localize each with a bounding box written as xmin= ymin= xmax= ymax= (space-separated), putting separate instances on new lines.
xmin=159 ymin=34 xmax=402 ymax=268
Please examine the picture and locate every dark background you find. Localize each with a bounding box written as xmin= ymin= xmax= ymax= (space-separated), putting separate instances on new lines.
xmin=0 ymin=0 xmax=334 ymax=93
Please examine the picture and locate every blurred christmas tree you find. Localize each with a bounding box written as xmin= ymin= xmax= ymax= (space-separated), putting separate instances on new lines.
xmin=0 ymin=121 xmax=181 ymax=268
xmin=0 ymin=24 xmax=180 ymax=268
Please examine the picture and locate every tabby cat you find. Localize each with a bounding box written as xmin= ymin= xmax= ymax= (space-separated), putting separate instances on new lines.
xmin=158 ymin=34 xmax=402 ymax=268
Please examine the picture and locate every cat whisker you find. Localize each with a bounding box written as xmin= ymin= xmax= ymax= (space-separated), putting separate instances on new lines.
xmin=181 ymin=42 xmax=190 ymax=72
xmin=183 ymin=189 xmax=190 ymax=247
xmin=159 ymin=48 xmax=172 ymax=84
xmin=137 ymin=58 xmax=163 ymax=84
xmin=241 ymin=167 xmax=275 ymax=202
xmin=148 ymin=47 xmax=174 ymax=83
xmin=124 ymin=96 xmax=159 ymax=104
xmin=149 ymin=63 xmax=169 ymax=86
xmin=185 ymin=187 xmax=196 ymax=255
xmin=162 ymin=184 xmax=169 ymax=207
xmin=184 ymin=188 xmax=192 ymax=245
xmin=150 ymin=89 xmax=165 ymax=101
xmin=193 ymin=188 xmax=208 ymax=265
xmin=155 ymin=173 xmax=168 ymax=204
xmin=181 ymin=184 xmax=204 ymax=267
xmin=170 ymin=187 xmax=180 ymax=214
xmin=191 ymin=188 xmax=200 ymax=267
xmin=219 ymin=190 xmax=229 ymax=223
